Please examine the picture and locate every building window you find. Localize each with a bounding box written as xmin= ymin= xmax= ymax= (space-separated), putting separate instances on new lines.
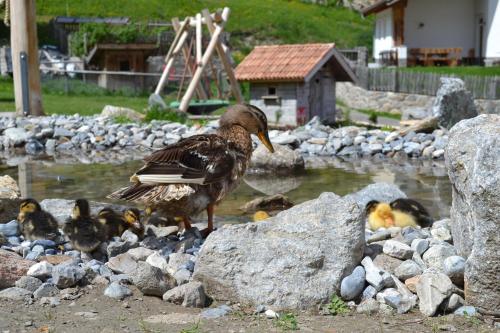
xmin=119 ymin=60 xmax=130 ymax=71
xmin=268 ymin=87 xmax=276 ymax=95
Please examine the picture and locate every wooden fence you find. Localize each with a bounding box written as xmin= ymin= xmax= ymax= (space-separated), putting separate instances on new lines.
xmin=355 ymin=67 xmax=500 ymax=100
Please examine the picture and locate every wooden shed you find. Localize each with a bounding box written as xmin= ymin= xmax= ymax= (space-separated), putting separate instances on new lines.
xmin=235 ymin=43 xmax=357 ymax=126
xmin=85 ymin=43 xmax=158 ymax=91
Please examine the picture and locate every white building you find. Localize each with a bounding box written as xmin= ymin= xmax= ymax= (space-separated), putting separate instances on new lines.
xmin=362 ymin=0 xmax=500 ymax=66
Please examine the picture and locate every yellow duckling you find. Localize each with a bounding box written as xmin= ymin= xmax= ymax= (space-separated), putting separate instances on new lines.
xmin=17 ymin=198 xmax=60 ymax=240
xmin=253 ymin=210 xmax=270 ymax=222
xmin=366 ymin=201 xmax=394 ymax=231
xmin=63 ymin=199 xmax=106 ymax=252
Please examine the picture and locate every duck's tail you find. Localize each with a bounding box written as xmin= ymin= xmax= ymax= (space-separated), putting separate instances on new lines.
xmin=107 ymin=183 xmax=195 ymax=204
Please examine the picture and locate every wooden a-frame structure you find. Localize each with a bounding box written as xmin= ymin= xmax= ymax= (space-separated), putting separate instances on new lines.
xmin=153 ymin=7 xmax=243 ymax=113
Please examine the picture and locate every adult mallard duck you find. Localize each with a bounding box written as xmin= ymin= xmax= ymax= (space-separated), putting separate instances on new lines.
xmin=109 ymin=104 xmax=274 ymax=236
xmin=17 ymin=198 xmax=61 ymax=241
xmin=63 ymin=199 xmax=106 ymax=252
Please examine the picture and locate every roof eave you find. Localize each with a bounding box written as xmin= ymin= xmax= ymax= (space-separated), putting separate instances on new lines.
xmin=361 ymin=0 xmax=401 ymax=16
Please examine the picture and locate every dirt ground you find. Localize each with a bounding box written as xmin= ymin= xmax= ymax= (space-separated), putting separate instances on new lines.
xmin=0 ymin=285 xmax=498 ymax=333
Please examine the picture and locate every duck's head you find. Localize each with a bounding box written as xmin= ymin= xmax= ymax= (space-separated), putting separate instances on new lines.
xmin=73 ymin=199 xmax=90 ymax=219
xmin=220 ymin=103 xmax=274 ymax=153
xmin=123 ymin=208 xmax=142 ymax=230
xmin=18 ymin=198 xmax=41 ymax=222
xmin=374 ymin=202 xmax=395 ymax=227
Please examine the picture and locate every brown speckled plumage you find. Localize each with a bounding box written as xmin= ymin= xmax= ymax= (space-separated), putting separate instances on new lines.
xmin=108 ymin=104 xmax=274 ymax=235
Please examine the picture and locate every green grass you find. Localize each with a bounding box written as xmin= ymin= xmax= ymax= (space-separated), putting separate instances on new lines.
xmin=274 ymin=313 xmax=299 ymax=331
xmin=327 ymin=295 xmax=349 ymax=316
xmin=36 ymin=0 xmax=373 ymax=53
xmin=356 ymin=108 xmax=402 ymax=120
xmin=401 ymin=66 xmax=500 ymax=77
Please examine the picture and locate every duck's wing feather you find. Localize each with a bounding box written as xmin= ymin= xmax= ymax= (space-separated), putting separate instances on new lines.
xmin=390 ymin=198 xmax=433 ymax=227
xmin=135 ymin=134 xmax=235 ymax=185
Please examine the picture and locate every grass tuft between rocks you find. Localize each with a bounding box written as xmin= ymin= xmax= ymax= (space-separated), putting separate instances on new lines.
xmin=327 ymin=294 xmax=349 ymax=316
xmin=274 ymin=312 xmax=299 ymax=331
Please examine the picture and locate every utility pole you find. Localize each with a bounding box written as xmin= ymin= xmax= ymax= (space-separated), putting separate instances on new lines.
xmin=10 ymin=0 xmax=44 ymax=116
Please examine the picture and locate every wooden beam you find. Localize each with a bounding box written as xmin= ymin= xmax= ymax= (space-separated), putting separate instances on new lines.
xmin=172 ymin=17 xmax=207 ymax=100
xmin=202 ymin=8 xmax=243 ymax=103
xmin=10 ymin=0 xmax=44 ymax=116
xmin=195 ymin=13 xmax=202 ymax=65
xmin=179 ymin=8 xmax=231 ymax=112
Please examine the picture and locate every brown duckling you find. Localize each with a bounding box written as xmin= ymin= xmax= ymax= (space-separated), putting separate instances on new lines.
xmin=97 ymin=207 xmax=128 ymax=239
xmin=109 ymin=103 xmax=274 ymax=237
xmin=63 ymin=199 xmax=106 ymax=252
xmin=17 ymin=198 xmax=60 ymax=240
xmin=390 ymin=198 xmax=433 ymax=228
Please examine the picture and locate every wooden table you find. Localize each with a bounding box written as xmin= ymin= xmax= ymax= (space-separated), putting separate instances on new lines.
xmin=408 ymin=47 xmax=462 ymax=67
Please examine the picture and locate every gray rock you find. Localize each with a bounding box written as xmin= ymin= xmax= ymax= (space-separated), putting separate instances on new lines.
xmin=356 ymin=298 xmax=379 ymax=314
xmin=416 ymin=272 xmax=454 ymax=316
xmin=411 ymin=239 xmax=429 ymax=256
xmin=431 ymin=227 xmax=452 ymax=243
xmin=360 ymin=285 xmax=377 ymax=301
xmin=27 ymin=261 xmax=53 ymax=280
xmin=402 ymin=227 xmax=428 ymax=245
xmin=104 ymin=281 xmax=133 ymax=299
xmin=376 ymin=288 xmax=400 ymax=304
xmin=15 ymin=276 xmax=42 ymax=292
xmin=173 ymin=268 xmax=192 ymax=286
xmin=167 ymin=253 xmax=194 ymax=276
xmin=193 ymin=192 xmax=365 ymax=310
xmin=361 ymin=256 xmax=392 ymax=291
xmin=271 ymin=134 xmax=299 ymax=145
xmin=39 ymin=296 xmax=60 ymax=307
xmin=25 ymin=139 xmax=44 ymax=155
xmin=162 ymin=281 xmax=206 ymax=308
xmin=146 ymin=225 xmax=178 ymax=238
xmin=379 ymin=303 xmax=394 ymax=315
xmin=432 ymin=78 xmax=478 ymax=129
xmin=344 ymin=182 xmax=406 ymax=210
xmin=441 ymin=293 xmax=464 ymax=313
xmin=53 ymin=127 xmax=74 ymax=138
xmin=383 ymin=240 xmax=413 ymax=260
xmin=146 ymin=252 xmax=169 ymax=274
xmin=127 ymin=247 xmax=155 ymax=261
xmin=340 ymin=266 xmax=365 ymax=301
xmin=120 ymin=230 xmax=139 ymax=244
xmin=394 ymin=260 xmax=422 ymax=281
xmin=422 ymin=245 xmax=456 ymax=271
xmin=130 ymin=262 xmax=174 ymax=297
xmin=33 ymin=282 xmax=59 ymax=299
xmin=107 ymin=241 xmax=137 ymax=258
xmin=453 ymin=305 xmax=477 ymax=316
xmin=0 ymin=220 xmax=19 ymax=237
xmin=391 ymin=274 xmax=418 ymax=313
xmin=200 ymin=304 xmax=232 ymax=319
xmin=0 ymin=287 xmax=32 ymax=300
xmin=250 ymin=144 xmax=305 ymax=172
xmin=445 ymin=114 xmax=500 ymax=314
xmin=4 ymin=128 xmax=30 ymax=145
xmin=367 ymin=229 xmax=391 ymax=243
xmin=443 ymin=256 xmax=465 ymax=286
xmin=107 ymin=253 xmax=138 ymax=275
xmin=402 ymin=107 xmax=429 ymax=121
xmin=109 ymin=274 xmax=131 ymax=284
xmin=45 ymin=139 xmax=56 ymax=151
xmin=52 ymin=264 xmax=85 ymax=288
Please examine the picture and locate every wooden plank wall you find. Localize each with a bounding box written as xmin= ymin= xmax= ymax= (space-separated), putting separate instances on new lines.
xmin=355 ymin=67 xmax=500 ymax=100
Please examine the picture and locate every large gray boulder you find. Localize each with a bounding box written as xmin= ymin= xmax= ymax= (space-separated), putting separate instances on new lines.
xmin=250 ymin=144 xmax=305 ymax=172
xmin=432 ymin=78 xmax=478 ymax=129
xmin=193 ymin=192 xmax=364 ymax=310
xmin=344 ymin=182 xmax=407 ymax=209
xmin=445 ymin=114 xmax=500 ymax=315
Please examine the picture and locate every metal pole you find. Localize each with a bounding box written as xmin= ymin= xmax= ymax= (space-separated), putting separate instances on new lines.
xmin=20 ymin=51 xmax=29 ymax=115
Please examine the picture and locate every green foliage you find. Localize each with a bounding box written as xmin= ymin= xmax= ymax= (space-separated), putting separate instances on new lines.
xmin=368 ymin=111 xmax=378 ymax=124
xmin=356 ymin=108 xmax=402 ymax=120
xmin=400 ymin=66 xmax=500 ymax=77
xmin=179 ymin=321 xmax=201 ymax=333
xmin=144 ymin=105 xmax=188 ymax=123
xmin=327 ymin=295 xmax=349 ymax=316
xmin=113 ymin=115 xmax=133 ymax=124
xmin=42 ymin=77 xmax=147 ymax=97
xmin=381 ymin=125 xmax=395 ymax=132
xmin=274 ymin=313 xmax=299 ymax=331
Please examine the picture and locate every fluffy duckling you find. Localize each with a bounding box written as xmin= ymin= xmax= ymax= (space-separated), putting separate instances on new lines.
xmin=63 ymin=199 xmax=106 ymax=252
xmin=390 ymin=198 xmax=433 ymax=228
xmin=123 ymin=208 xmax=144 ymax=238
xmin=253 ymin=211 xmax=270 ymax=222
xmin=17 ymin=198 xmax=60 ymax=240
xmin=366 ymin=200 xmax=394 ymax=231
xmin=97 ymin=207 xmax=128 ymax=239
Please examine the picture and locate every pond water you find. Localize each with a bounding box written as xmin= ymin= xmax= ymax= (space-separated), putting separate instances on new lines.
xmin=1 ymin=157 xmax=452 ymax=223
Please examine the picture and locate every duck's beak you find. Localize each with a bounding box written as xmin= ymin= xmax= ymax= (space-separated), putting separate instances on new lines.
xmin=257 ymin=131 xmax=274 ymax=153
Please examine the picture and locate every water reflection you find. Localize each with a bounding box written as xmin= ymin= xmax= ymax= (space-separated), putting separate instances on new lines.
xmin=0 ymin=157 xmax=452 ymax=221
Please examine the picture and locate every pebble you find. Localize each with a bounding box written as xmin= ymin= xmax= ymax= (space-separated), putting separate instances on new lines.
xmin=361 ymin=285 xmax=378 ymax=301
xmin=27 ymin=261 xmax=54 ymax=280
xmin=146 ymin=252 xmax=169 ymax=274
xmin=104 ymin=281 xmax=133 ymax=299
xmin=416 ymin=272 xmax=454 ymax=316
xmin=200 ymin=305 xmax=232 ymax=319
xmin=442 ymin=256 xmax=465 ymax=285
xmin=52 ymin=263 xmax=86 ymax=288
xmin=15 ymin=276 xmax=43 ymax=292
xmin=33 ymin=282 xmax=59 ymax=299
xmin=394 ymin=260 xmax=423 ymax=281
xmin=0 ymin=220 xmax=19 ymax=237
xmin=356 ymin=298 xmax=379 ymax=314
xmin=265 ymin=309 xmax=279 ymax=319
xmin=121 ymin=230 xmax=139 ymax=244
xmin=453 ymin=305 xmax=477 ymax=316
xmin=367 ymin=229 xmax=391 ymax=243
xmin=340 ymin=266 xmax=366 ymax=301
xmin=411 ymin=239 xmax=429 ymax=256
xmin=383 ymin=240 xmax=413 ymax=260
xmin=0 ymin=287 xmax=32 ymax=300
xmin=431 ymin=227 xmax=452 ymax=243
xmin=361 ymin=256 xmax=391 ymax=291
xmin=422 ymin=245 xmax=457 ymax=271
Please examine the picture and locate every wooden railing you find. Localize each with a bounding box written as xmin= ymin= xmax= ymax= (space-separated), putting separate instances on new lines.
xmin=355 ymin=67 xmax=500 ymax=100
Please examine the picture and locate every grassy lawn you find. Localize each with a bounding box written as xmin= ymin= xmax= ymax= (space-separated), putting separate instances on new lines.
xmin=0 ymin=77 xmax=149 ymax=115
xmin=400 ymin=66 xmax=500 ymax=77
xmin=35 ymin=0 xmax=373 ymax=53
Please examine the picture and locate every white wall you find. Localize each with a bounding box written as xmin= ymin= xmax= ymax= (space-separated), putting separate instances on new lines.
xmin=249 ymin=83 xmax=298 ymax=126
xmin=404 ymin=0 xmax=475 ymax=57
xmin=485 ymin=0 xmax=500 ymax=59
xmin=373 ymin=9 xmax=394 ymax=59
